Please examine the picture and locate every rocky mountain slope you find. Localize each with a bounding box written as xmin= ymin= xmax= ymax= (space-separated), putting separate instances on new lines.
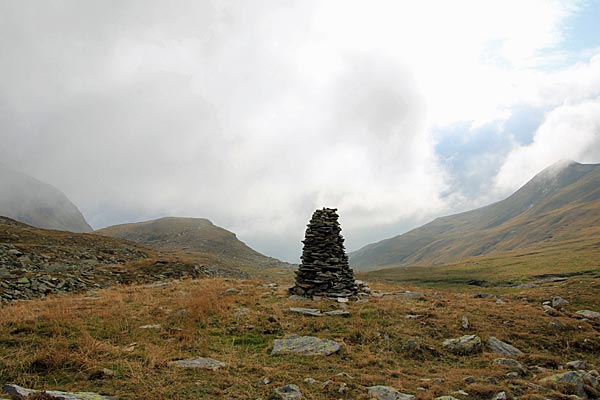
xmin=95 ymin=217 xmax=291 ymax=273
xmin=351 ymin=160 xmax=600 ymax=271
xmin=0 ymin=217 xmax=242 ymax=303
xmin=0 ymin=163 xmax=92 ymax=233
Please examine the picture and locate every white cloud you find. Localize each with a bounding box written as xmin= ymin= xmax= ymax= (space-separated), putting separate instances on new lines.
xmin=495 ymin=98 xmax=600 ymax=193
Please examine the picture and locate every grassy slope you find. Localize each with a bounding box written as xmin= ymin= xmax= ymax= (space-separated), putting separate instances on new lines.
xmin=351 ymin=162 xmax=600 ymax=271
xmin=0 ymin=276 xmax=598 ymax=399
xmin=96 ymin=217 xmax=292 ymax=276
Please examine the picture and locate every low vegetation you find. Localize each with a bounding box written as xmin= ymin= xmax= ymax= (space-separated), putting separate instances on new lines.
xmin=0 ymin=274 xmax=598 ymax=399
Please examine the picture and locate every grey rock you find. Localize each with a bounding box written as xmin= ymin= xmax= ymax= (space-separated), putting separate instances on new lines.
xmin=139 ymin=324 xmax=162 ymax=329
xmin=304 ymin=378 xmax=317 ymax=384
xmin=434 ymin=397 xmax=461 ymax=400
xmin=552 ymin=296 xmax=569 ymax=308
xmin=221 ymin=287 xmax=241 ymax=295
xmin=461 ymin=316 xmax=470 ymax=330
xmin=271 ymin=335 xmax=340 ymax=356
xmin=289 ymin=307 xmax=322 ymax=316
xmin=169 ymin=357 xmax=226 ymax=370
xmin=323 ymin=310 xmax=350 ymax=317
xmin=274 ymin=384 xmax=302 ymax=400
xmin=3 ymin=384 xmax=114 ymax=399
xmin=575 ymin=310 xmax=600 ymax=319
xmin=540 ymin=370 xmax=598 ymax=397
xmin=566 ymin=360 xmax=587 ymax=370
xmin=442 ymin=334 xmax=482 ymax=354
xmin=493 ymin=392 xmax=507 ymax=400
xmin=367 ymin=385 xmax=415 ymax=400
xmin=488 ymin=337 xmax=523 ymax=357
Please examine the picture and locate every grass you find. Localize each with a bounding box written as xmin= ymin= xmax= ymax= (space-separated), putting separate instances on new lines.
xmin=0 ymin=275 xmax=599 ymax=399
xmin=365 ymin=237 xmax=600 ymax=291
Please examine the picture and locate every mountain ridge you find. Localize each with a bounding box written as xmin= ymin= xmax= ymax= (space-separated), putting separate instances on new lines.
xmin=0 ymin=163 xmax=92 ymax=233
xmin=350 ymin=160 xmax=600 ymax=271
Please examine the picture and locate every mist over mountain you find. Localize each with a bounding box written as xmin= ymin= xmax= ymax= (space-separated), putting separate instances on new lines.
xmin=0 ymin=164 xmax=92 ymax=233
xmin=350 ymin=160 xmax=600 ymax=270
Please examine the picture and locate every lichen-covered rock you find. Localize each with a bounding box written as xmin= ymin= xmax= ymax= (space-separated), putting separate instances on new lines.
xmin=271 ymin=335 xmax=341 ymax=356
xmin=540 ymin=370 xmax=599 ymax=397
xmin=289 ymin=307 xmax=322 ymax=316
xmin=169 ymin=357 xmax=226 ymax=370
xmin=366 ymin=385 xmax=415 ymax=400
xmin=576 ymin=310 xmax=600 ymax=319
xmin=274 ymin=384 xmax=302 ymax=399
xmin=488 ymin=337 xmax=523 ymax=357
xmin=3 ymin=384 xmax=114 ymax=400
xmin=442 ymin=334 xmax=482 ymax=354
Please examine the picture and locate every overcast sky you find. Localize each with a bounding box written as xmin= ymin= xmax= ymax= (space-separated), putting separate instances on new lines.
xmin=2 ymin=1 xmax=600 ymax=262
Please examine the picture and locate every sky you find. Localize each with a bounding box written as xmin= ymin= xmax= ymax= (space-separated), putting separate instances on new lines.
xmin=1 ymin=0 xmax=600 ymax=262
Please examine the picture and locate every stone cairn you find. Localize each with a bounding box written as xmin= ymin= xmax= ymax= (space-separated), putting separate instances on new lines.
xmin=289 ymin=208 xmax=358 ymax=298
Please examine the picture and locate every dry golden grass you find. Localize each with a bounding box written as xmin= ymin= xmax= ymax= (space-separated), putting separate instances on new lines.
xmin=0 ymin=276 xmax=598 ymax=399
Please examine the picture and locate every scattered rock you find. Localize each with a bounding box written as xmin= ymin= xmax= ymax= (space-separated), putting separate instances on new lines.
xmin=463 ymin=376 xmax=477 ymax=384
xmin=323 ymin=310 xmax=350 ymax=317
xmin=493 ymin=392 xmax=507 ymax=400
xmin=493 ymin=358 xmax=526 ymax=374
xmin=461 ymin=316 xmax=471 ymax=330
xmin=169 ymin=357 xmax=226 ymax=370
xmin=488 ymin=337 xmax=523 ymax=357
xmin=289 ymin=307 xmax=322 ymax=317
xmin=434 ymin=397 xmax=461 ymax=400
xmin=566 ymin=360 xmax=587 ymax=370
xmin=274 ymin=384 xmax=302 ymax=400
xmin=3 ymin=384 xmax=114 ymax=399
xmin=262 ymin=377 xmax=271 ymax=385
xmin=576 ymin=310 xmax=600 ymax=319
xmin=366 ymin=385 xmax=415 ymax=400
xmin=442 ymin=335 xmax=482 ymax=354
xmin=271 ymin=335 xmax=341 ymax=356
xmin=303 ymin=378 xmax=317 ymax=384
xmin=540 ymin=370 xmax=599 ymax=398
xmin=221 ymin=288 xmax=241 ymax=296
xmin=552 ymin=296 xmax=569 ymax=308
xmin=401 ymin=291 xmax=425 ymax=300
xmin=139 ymin=324 xmax=162 ymax=330
xmin=543 ymin=305 xmax=560 ymax=316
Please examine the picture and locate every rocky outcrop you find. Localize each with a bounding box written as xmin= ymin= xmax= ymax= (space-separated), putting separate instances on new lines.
xmin=289 ymin=208 xmax=357 ymax=298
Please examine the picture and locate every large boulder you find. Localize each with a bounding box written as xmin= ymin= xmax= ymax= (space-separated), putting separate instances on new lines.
xmin=488 ymin=337 xmax=523 ymax=357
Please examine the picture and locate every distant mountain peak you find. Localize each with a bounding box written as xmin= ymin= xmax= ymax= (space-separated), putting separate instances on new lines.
xmin=0 ymin=164 xmax=92 ymax=233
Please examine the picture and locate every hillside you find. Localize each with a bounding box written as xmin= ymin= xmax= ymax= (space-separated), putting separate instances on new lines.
xmin=351 ymin=160 xmax=600 ymax=271
xmin=95 ymin=217 xmax=291 ymax=274
xmin=0 ymin=217 xmax=240 ymax=304
xmin=0 ymin=163 xmax=92 ymax=233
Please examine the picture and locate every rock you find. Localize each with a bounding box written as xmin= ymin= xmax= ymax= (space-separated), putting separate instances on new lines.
xmin=461 ymin=316 xmax=470 ymax=330
xmin=496 ymin=298 xmax=506 ymax=304
xmin=169 ymin=357 xmax=226 ymax=370
xmin=274 ymin=384 xmax=302 ymax=400
xmin=506 ymin=372 xmax=520 ymax=378
xmin=323 ymin=310 xmax=350 ymax=317
xmin=221 ymin=288 xmax=241 ymax=295
xmin=576 ymin=310 xmax=600 ymax=319
xmin=263 ymin=377 xmax=271 ymax=385
xmin=139 ymin=324 xmax=162 ymax=329
xmin=543 ymin=305 xmax=560 ymax=316
xmin=442 ymin=335 xmax=482 ymax=354
xmin=288 ymin=295 xmax=307 ymax=301
xmin=366 ymin=385 xmax=415 ymax=400
xmin=540 ymin=370 xmax=599 ymax=397
xmin=303 ymin=378 xmax=317 ymax=384
xmin=289 ymin=208 xmax=358 ymax=298
xmin=434 ymin=397 xmax=461 ymax=400
xmin=493 ymin=358 xmax=526 ymax=373
xmin=143 ymin=282 xmax=170 ymax=288
xmin=401 ymin=291 xmax=425 ymax=300
xmin=271 ymin=335 xmax=341 ymax=356
xmin=3 ymin=384 xmax=114 ymax=399
xmin=552 ymin=296 xmax=569 ymax=308
xmin=289 ymin=307 xmax=322 ymax=317
xmin=566 ymin=360 xmax=587 ymax=370
xmin=463 ymin=376 xmax=476 ymax=384
xmin=488 ymin=337 xmax=523 ymax=357
xmin=493 ymin=392 xmax=507 ymax=400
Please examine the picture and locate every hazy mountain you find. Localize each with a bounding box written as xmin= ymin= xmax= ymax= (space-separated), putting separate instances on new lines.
xmin=96 ymin=217 xmax=291 ymax=273
xmin=350 ymin=160 xmax=600 ymax=271
xmin=0 ymin=164 xmax=92 ymax=233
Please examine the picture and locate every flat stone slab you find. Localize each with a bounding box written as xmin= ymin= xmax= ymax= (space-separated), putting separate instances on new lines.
xmin=488 ymin=337 xmax=523 ymax=357
xmin=3 ymin=384 xmax=114 ymax=400
xmin=289 ymin=307 xmax=322 ymax=316
xmin=575 ymin=309 xmax=600 ymax=319
xmin=271 ymin=335 xmax=341 ymax=356
xmin=367 ymin=385 xmax=415 ymax=400
xmin=139 ymin=324 xmax=162 ymax=329
xmin=169 ymin=357 xmax=226 ymax=370
xmin=324 ymin=310 xmax=350 ymax=317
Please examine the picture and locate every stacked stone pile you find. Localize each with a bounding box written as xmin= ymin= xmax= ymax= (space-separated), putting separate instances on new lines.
xmin=290 ymin=208 xmax=358 ymax=298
